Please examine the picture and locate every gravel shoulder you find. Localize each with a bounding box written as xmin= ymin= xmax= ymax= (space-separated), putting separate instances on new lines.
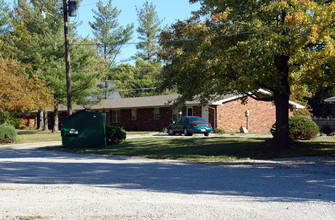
xmin=0 ymin=140 xmax=334 ymax=219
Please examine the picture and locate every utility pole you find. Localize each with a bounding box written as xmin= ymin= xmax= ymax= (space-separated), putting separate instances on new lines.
xmin=63 ymin=0 xmax=72 ymax=116
xmin=41 ymin=1 xmax=76 ymax=116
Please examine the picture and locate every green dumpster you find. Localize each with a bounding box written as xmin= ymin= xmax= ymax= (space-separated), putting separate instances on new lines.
xmin=61 ymin=109 xmax=106 ymax=148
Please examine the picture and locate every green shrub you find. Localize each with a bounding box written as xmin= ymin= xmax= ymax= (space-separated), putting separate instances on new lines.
xmin=161 ymin=127 xmax=168 ymax=133
xmin=214 ymin=128 xmax=226 ymax=135
xmin=289 ymin=116 xmax=319 ymax=140
xmin=270 ymin=116 xmax=319 ymax=140
xmin=10 ymin=118 xmax=22 ymax=129
xmin=156 ymin=127 xmax=167 ymax=133
xmin=0 ymin=124 xmax=17 ymax=143
xmin=106 ymin=126 xmax=126 ymax=146
xmin=0 ymin=111 xmax=22 ymax=129
xmin=270 ymin=123 xmax=276 ymax=136
xmin=0 ymin=111 xmax=10 ymax=124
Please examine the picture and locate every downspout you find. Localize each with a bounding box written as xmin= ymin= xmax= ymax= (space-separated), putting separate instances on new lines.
xmin=245 ymin=110 xmax=250 ymax=131
xmin=208 ymin=106 xmax=216 ymax=130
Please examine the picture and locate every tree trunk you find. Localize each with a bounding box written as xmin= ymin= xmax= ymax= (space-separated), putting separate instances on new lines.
xmin=273 ymin=54 xmax=291 ymax=147
xmin=273 ymin=92 xmax=290 ymax=147
xmin=43 ymin=111 xmax=48 ymax=131
xmin=52 ymin=107 xmax=59 ymax=133
xmin=34 ymin=114 xmax=37 ymax=129
xmin=104 ymin=45 xmax=108 ymax=99
xmin=38 ymin=110 xmax=43 ymax=130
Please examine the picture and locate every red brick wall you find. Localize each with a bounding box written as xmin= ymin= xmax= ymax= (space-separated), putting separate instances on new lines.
xmin=181 ymin=106 xmax=201 ymax=117
xmin=109 ymin=106 xmax=214 ymax=131
xmin=103 ymin=98 xmax=296 ymax=132
xmin=216 ymin=97 xmax=294 ymax=132
xmin=109 ymin=107 xmax=174 ymax=131
xmin=193 ymin=106 xmax=201 ymax=116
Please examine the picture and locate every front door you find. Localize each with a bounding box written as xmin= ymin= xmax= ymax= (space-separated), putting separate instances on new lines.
xmin=202 ymin=106 xmax=209 ymax=122
xmin=187 ymin=107 xmax=193 ymax=116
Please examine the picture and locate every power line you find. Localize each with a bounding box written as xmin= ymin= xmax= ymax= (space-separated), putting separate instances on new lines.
xmin=80 ymin=0 xmax=110 ymax=7
xmin=116 ymin=87 xmax=157 ymax=92
xmin=71 ymin=19 xmax=335 ymax=47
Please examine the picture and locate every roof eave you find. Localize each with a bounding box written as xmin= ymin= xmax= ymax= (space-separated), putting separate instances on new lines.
xmin=324 ymin=97 xmax=335 ymax=103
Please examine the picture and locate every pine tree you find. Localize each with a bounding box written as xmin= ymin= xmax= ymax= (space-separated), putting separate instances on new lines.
xmin=0 ymin=0 xmax=9 ymax=35
xmin=89 ymin=0 xmax=134 ymax=99
xmin=4 ymin=0 xmax=103 ymax=132
xmin=135 ymin=1 xmax=163 ymax=63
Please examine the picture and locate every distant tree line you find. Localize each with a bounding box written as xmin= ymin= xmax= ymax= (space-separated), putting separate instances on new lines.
xmin=0 ymin=0 xmax=165 ymax=132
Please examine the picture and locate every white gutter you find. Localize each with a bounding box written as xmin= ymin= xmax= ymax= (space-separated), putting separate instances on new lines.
xmin=288 ymin=101 xmax=305 ymax=109
xmin=324 ymin=97 xmax=335 ymax=103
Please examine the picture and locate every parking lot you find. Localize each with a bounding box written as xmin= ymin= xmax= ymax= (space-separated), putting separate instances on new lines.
xmin=0 ymin=140 xmax=334 ymax=219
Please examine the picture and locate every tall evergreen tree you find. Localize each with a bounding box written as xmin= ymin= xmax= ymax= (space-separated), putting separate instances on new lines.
xmin=89 ymin=0 xmax=133 ymax=61
xmin=0 ymin=0 xmax=9 ymax=35
xmin=89 ymin=0 xmax=134 ymax=99
xmin=135 ymin=1 xmax=163 ymax=63
xmin=4 ymin=0 xmax=103 ymax=132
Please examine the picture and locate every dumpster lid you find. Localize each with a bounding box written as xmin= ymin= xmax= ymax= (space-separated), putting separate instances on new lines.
xmin=61 ymin=109 xmax=92 ymax=124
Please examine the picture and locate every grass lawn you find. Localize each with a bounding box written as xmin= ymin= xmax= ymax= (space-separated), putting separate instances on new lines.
xmin=15 ymin=129 xmax=62 ymax=143
xmin=13 ymin=130 xmax=156 ymax=144
xmin=58 ymin=136 xmax=335 ymax=162
xmin=10 ymin=129 xmax=335 ymax=162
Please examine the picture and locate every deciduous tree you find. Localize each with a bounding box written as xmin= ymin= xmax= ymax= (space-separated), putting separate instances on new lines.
xmin=109 ymin=60 xmax=161 ymax=97
xmin=0 ymin=58 xmax=54 ymax=113
xmin=159 ymin=0 xmax=335 ymax=146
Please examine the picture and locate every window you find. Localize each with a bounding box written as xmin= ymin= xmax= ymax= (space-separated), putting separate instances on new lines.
xmin=187 ymin=107 xmax=193 ymax=116
xmin=112 ymin=110 xmax=120 ymax=123
xmin=131 ymin=109 xmax=137 ymax=120
xmin=106 ymin=111 xmax=110 ymax=125
xmin=154 ymin=108 xmax=160 ymax=120
xmin=172 ymin=109 xmax=181 ymax=122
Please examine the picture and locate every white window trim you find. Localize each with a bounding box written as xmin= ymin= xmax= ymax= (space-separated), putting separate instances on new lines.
xmin=154 ymin=107 xmax=160 ymax=120
xmin=131 ymin=109 xmax=137 ymax=120
xmin=187 ymin=107 xmax=193 ymax=116
xmin=112 ymin=110 xmax=120 ymax=123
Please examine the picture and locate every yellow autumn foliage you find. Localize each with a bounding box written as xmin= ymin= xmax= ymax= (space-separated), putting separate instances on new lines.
xmin=0 ymin=58 xmax=54 ymax=113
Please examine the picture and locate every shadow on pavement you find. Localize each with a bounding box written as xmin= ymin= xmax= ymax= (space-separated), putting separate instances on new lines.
xmin=0 ymin=146 xmax=334 ymax=203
